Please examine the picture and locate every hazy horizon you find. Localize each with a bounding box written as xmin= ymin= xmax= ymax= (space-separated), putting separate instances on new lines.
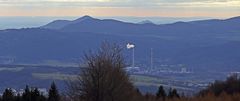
xmin=0 ymin=15 xmax=227 ymax=30
xmin=1 ymin=0 xmax=239 ymax=29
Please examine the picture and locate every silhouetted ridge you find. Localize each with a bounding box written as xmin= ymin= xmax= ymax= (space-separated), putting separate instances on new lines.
xmin=225 ymin=16 xmax=240 ymax=22
xmin=74 ymin=15 xmax=95 ymax=22
xmin=41 ymin=15 xmax=97 ymax=30
xmin=40 ymin=20 xmax=71 ymax=30
xmin=138 ymin=20 xmax=155 ymax=25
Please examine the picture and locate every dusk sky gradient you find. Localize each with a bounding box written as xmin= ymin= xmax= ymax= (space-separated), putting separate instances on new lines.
xmin=0 ymin=0 xmax=239 ymax=17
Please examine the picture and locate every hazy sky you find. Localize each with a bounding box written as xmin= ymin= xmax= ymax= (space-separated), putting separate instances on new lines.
xmin=0 ymin=0 xmax=239 ymax=17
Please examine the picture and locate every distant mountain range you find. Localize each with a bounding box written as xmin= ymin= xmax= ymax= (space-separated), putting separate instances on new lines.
xmin=138 ymin=20 xmax=155 ymax=24
xmin=0 ymin=15 xmax=240 ymax=71
xmin=41 ymin=15 xmax=240 ymax=37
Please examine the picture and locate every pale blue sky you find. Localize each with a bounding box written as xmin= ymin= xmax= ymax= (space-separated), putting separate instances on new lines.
xmin=0 ymin=0 xmax=239 ymax=17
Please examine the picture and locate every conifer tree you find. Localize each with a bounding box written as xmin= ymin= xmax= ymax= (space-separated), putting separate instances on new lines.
xmin=22 ymin=85 xmax=31 ymax=101
xmin=31 ymin=88 xmax=41 ymax=101
xmin=156 ymin=86 xmax=166 ymax=100
xmin=2 ymin=88 xmax=14 ymax=101
xmin=15 ymin=93 xmax=21 ymax=101
xmin=39 ymin=94 xmax=47 ymax=101
xmin=168 ymin=88 xmax=180 ymax=99
xmin=48 ymin=82 xmax=60 ymax=101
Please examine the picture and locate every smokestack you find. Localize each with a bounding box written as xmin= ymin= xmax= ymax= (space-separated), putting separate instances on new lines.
xmin=149 ymin=48 xmax=153 ymax=72
xmin=127 ymin=43 xmax=135 ymax=67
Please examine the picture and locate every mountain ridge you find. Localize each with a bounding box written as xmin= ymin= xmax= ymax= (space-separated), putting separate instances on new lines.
xmin=40 ymin=15 xmax=97 ymax=30
xmin=41 ymin=15 xmax=240 ymax=36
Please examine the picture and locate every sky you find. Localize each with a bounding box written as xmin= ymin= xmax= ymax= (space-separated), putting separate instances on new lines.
xmin=0 ymin=0 xmax=239 ymax=17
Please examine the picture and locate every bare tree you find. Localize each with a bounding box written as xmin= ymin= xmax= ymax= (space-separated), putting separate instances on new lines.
xmin=67 ymin=42 xmax=135 ymax=101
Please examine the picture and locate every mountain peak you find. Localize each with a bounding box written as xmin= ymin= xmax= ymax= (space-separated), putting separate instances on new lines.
xmin=41 ymin=15 xmax=96 ymax=29
xmin=74 ymin=15 xmax=95 ymax=22
xmin=138 ymin=20 xmax=154 ymax=24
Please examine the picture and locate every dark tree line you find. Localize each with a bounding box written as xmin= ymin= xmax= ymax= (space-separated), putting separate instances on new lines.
xmin=156 ymin=86 xmax=180 ymax=100
xmin=0 ymin=82 xmax=60 ymax=101
xmin=199 ymin=74 xmax=240 ymax=96
xmin=143 ymin=86 xmax=180 ymax=101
